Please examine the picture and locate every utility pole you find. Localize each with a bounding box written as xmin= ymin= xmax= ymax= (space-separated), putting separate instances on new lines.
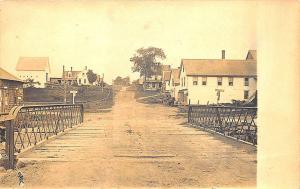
xmin=63 ymin=65 xmax=67 ymax=104
xmin=101 ymin=73 xmax=104 ymax=92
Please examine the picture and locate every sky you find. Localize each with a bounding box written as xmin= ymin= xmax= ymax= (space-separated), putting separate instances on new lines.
xmin=0 ymin=1 xmax=256 ymax=83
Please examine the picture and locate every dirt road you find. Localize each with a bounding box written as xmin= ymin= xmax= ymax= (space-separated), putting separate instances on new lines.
xmin=0 ymin=88 xmax=256 ymax=188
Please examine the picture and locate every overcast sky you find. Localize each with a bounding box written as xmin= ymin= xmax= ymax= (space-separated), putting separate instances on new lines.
xmin=0 ymin=1 xmax=256 ymax=83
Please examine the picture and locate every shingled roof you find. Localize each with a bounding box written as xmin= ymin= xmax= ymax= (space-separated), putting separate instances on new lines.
xmin=180 ymin=50 xmax=257 ymax=77
xmin=171 ymin=68 xmax=180 ymax=84
xmin=246 ymin=50 xmax=257 ymax=60
xmin=163 ymin=71 xmax=171 ymax=81
xmin=16 ymin=57 xmax=50 ymax=71
xmin=0 ymin=67 xmax=22 ymax=82
xmin=181 ymin=59 xmax=256 ymax=77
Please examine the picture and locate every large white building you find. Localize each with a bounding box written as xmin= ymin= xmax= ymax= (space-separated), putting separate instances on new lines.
xmin=178 ymin=50 xmax=257 ymax=105
xmin=16 ymin=57 xmax=51 ymax=88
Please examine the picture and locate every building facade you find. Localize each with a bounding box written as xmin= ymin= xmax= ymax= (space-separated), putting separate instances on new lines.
xmin=178 ymin=50 xmax=257 ymax=105
xmin=162 ymin=71 xmax=171 ymax=92
xmin=62 ymin=66 xmax=90 ymax=86
xmin=169 ymin=68 xmax=180 ymax=100
xmin=16 ymin=57 xmax=51 ymax=88
xmin=0 ymin=68 xmax=24 ymax=113
xmin=142 ymin=75 xmax=162 ymax=91
xmin=140 ymin=64 xmax=171 ymax=91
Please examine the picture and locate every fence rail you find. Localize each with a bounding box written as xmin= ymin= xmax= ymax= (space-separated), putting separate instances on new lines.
xmin=188 ymin=105 xmax=257 ymax=145
xmin=1 ymin=104 xmax=84 ymax=169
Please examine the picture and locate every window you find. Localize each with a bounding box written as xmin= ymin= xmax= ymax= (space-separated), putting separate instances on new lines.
xmin=228 ymin=77 xmax=233 ymax=86
xmin=202 ymin=77 xmax=207 ymax=85
xmin=244 ymin=90 xmax=249 ymax=99
xmin=181 ymin=78 xmax=183 ymax=87
xmin=84 ymin=79 xmax=86 ymax=84
xmin=244 ymin=77 xmax=249 ymax=86
xmin=79 ymin=79 xmax=81 ymax=84
xmin=217 ymin=77 xmax=222 ymax=86
xmin=184 ymin=77 xmax=186 ymax=86
xmin=182 ymin=66 xmax=184 ymax=72
xmin=193 ymin=77 xmax=198 ymax=85
xmin=82 ymin=73 xmax=85 ymax=76
xmin=172 ymin=79 xmax=174 ymax=86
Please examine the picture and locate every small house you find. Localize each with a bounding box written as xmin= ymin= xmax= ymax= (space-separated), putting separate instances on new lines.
xmin=0 ymin=67 xmax=24 ymax=113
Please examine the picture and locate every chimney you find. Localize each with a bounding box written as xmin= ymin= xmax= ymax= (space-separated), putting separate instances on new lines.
xmin=222 ymin=50 xmax=225 ymax=59
xmin=71 ymin=67 xmax=73 ymax=71
xmin=85 ymin=66 xmax=87 ymax=70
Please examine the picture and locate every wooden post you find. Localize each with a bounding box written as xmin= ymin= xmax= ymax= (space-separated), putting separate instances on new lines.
xmin=188 ymin=99 xmax=191 ymax=123
xmin=5 ymin=120 xmax=14 ymax=169
xmin=101 ymin=73 xmax=104 ymax=92
xmin=63 ymin=65 xmax=67 ymax=104
xmin=80 ymin=104 xmax=84 ymax=123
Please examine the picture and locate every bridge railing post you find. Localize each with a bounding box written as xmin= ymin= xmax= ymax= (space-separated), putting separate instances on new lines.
xmin=188 ymin=100 xmax=191 ymax=123
xmin=5 ymin=120 xmax=15 ymax=169
xmin=80 ymin=104 xmax=84 ymax=123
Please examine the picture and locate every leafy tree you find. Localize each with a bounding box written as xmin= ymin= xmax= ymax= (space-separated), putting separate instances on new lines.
xmin=113 ymin=76 xmax=130 ymax=86
xmin=24 ymin=78 xmax=40 ymax=88
xmin=130 ymin=47 xmax=166 ymax=81
xmin=86 ymin=70 xmax=97 ymax=84
xmin=114 ymin=76 xmax=123 ymax=85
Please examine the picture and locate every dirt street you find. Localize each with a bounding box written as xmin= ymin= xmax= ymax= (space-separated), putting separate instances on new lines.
xmin=0 ymin=88 xmax=256 ymax=188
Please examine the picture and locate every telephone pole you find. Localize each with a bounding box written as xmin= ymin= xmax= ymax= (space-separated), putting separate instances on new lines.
xmin=101 ymin=73 xmax=104 ymax=92
xmin=63 ymin=65 xmax=67 ymax=103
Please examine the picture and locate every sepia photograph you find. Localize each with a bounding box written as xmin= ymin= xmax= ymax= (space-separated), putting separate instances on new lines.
xmin=0 ymin=0 xmax=299 ymax=188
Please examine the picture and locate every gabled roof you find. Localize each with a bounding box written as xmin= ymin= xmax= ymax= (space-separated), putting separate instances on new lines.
xmin=16 ymin=57 xmax=50 ymax=71
xmin=163 ymin=71 xmax=171 ymax=81
xmin=171 ymin=68 xmax=180 ymax=83
xmin=180 ymin=59 xmax=256 ymax=77
xmin=246 ymin=50 xmax=257 ymax=60
xmin=0 ymin=67 xmax=22 ymax=82
xmin=63 ymin=71 xmax=81 ymax=78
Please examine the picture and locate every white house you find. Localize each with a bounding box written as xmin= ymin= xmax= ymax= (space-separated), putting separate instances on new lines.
xmin=140 ymin=64 xmax=171 ymax=91
xmin=63 ymin=66 xmax=90 ymax=86
xmin=169 ymin=68 xmax=180 ymax=101
xmin=16 ymin=57 xmax=51 ymax=88
xmin=76 ymin=66 xmax=89 ymax=86
xmin=178 ymin=50 xmax=257 ymax=105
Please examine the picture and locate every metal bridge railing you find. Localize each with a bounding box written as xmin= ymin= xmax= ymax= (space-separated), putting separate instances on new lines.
xmin=0 ymin=104 xmax=84 ymax=169
xmin=188 ymin=105 xmax=257 ymax=145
